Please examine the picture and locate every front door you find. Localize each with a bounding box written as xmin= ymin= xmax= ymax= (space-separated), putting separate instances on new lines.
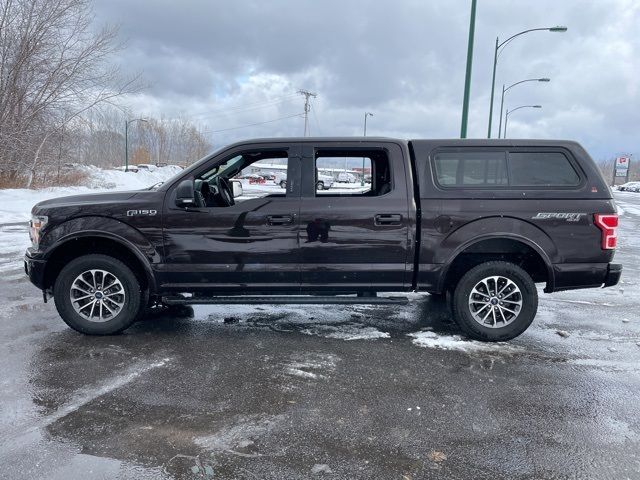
xmin=160 ymin=143 xmax=302 ymax=292
xmin=298 ymin=142 xmax=412 ymax=291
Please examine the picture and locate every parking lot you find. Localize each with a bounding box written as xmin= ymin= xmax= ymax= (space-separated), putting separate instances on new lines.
xmin=0 ymin=191 xmax=639 ymax=479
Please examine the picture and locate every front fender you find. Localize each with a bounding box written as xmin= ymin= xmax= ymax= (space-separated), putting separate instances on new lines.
xmin=39 ymin=216 xmax=160 ymax=290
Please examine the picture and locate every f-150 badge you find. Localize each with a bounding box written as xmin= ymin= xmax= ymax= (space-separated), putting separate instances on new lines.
xmin=532 ymin=212 xmax=585 ymax=222
xmin=127 ymin=209 xmax=157 ymax=216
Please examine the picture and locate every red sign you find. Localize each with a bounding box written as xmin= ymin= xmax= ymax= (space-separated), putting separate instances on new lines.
xmin=616 ymin=156 xmax=630 ymax=167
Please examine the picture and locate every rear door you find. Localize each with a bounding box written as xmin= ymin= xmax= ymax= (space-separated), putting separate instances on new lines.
xmin=298 ymin=141 xmax=413 ymax=291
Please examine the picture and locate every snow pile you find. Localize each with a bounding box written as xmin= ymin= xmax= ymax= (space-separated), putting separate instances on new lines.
xmin=81 ymin=164 xmax=182 ymax=190
xmin=0 ymin=165 xmax=182 ymax=224
xmin=408 ymin=329 xmax=523 ymax=353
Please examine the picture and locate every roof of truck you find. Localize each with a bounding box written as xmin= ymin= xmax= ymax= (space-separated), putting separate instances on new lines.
xmin=226 ymin=137 xmax=581 ymax=147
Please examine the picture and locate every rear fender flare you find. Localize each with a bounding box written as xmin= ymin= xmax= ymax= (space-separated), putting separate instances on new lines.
xmin=435 ymin=217 xmax=557 ymax=292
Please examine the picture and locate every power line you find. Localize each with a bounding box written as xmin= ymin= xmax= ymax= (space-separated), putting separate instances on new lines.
xmin=169 ymin=99 xmax=294 ymax=122
xmin=201 ymin=113 xmax=304 ymax=134
xmin=166 ymin=93 xmax=300 ymax=121
xmin=297 ymin=89 xmax=317 ymax=136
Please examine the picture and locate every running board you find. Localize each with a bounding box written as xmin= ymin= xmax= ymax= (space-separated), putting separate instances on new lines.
xmin=161 ymin=295 xmax=409 ymax=305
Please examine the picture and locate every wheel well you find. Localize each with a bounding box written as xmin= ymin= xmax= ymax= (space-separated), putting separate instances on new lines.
xmin=441 ymin=238 xmax=549 ymax=292
xmin=44 ymin=237 xmax=150 ymax=292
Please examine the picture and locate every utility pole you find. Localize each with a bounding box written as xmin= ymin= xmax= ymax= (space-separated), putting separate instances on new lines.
xmin=298 ymin=89 xmax=317 ymax=136
xmin=460 ymin=0 xmax=477 ymax=138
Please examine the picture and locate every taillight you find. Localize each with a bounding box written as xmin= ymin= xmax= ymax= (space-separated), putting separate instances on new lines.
xmin=594 ymin=214 xmax=618 ymax=250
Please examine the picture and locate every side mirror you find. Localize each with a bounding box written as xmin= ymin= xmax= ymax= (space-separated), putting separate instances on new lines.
xmin=175 ymin=179 xmax=196 ymax=208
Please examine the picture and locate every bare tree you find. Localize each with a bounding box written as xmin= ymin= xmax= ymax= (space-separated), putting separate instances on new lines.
xmin=0 ymin=0 xmax=141 ymax=187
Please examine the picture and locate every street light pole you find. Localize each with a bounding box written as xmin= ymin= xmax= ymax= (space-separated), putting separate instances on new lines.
xmin=487 ymin=25 xmax=566 ymax=138
xmin=504 ymin=105 xmax=542 ymax=139
xmin=460 ymin=0 xmax=477 ymax=139
xmin=498 ymin=77 xmax=550 ymax=138
xmin=124 ymin=118 xmax=148 ymax=172
xmin=362 ymin=112 xmax=373 ymax=185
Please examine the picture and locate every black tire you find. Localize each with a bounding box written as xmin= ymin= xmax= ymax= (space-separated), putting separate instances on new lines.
xmin=316 ymin=181 xmax=324 ymax=190
xmin=280 ymin=180 xmax=286 ymax=188
xmin=54 ymin=254 xmax=144 ymax=335
xmin=452 ymin=261 xmax=538 ymax=342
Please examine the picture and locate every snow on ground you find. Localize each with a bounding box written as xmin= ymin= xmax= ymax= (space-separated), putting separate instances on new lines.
xmin=408 ymin=329 xmax=524 ymax=353
xmin=190 ymin=303 xmax=394 ymax=342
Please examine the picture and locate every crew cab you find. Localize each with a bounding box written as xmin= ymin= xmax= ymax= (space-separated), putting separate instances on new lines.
xmin=25 ymin=138 xmax=622 ymax=341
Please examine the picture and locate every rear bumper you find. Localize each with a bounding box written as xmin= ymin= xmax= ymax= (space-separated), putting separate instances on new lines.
xmin=550 ymin=262 xmax=622 ymax=292
xmin=603 ymin=263 xmax=622 ymax=288
xmin=24 ymin=249 xmax=46 ymax=290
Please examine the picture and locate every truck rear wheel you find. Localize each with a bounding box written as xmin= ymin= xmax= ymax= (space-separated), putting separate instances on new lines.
xmin=452 ymin=261 xmax=537 ymax=341
xmin=53 ymin=254 xmax=143 ymax=335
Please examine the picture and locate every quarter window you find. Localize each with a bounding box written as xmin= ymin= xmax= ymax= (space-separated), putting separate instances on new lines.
xmin=509 ymin=152 xmax=580 ymax=186
xmin=433 ymin=149 xmax=581 ymax=188
xmin=434 ymin=151 xmax=508 ymax=186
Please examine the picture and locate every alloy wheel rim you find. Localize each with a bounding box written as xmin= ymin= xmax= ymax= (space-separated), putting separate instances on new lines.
xmin=468 ymin=275 xmax=522 ymax=328
xmin=69 ymin=269 xmax=125 ymax=322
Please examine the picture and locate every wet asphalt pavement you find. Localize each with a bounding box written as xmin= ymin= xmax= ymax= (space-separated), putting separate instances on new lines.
xmin=1 ymin=192 xmax=640 ymax=479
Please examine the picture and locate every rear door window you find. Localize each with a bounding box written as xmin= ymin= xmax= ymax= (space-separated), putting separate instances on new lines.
xmin=509 ymin=152 xmax=580 ymax=186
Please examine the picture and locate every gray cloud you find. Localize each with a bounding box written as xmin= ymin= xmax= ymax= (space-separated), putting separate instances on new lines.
xmin=95 ymin=0 xmax=639 ymax=160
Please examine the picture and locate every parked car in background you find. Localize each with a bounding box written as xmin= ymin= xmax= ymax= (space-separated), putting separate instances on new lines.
xmin=136 ymin=164 xmax=158 ymax=172
xmin=114 ymin=165 xmax=138 ymax=173
xmin=274 ymin=172 xmax=287 ymax=188
xmin=617 ymin=181 xmax=640 ymax=191
xmin=337 ymin=172 xmax=357 ymax=183
xmin=316 ymin=173 xmax=335 ymax=190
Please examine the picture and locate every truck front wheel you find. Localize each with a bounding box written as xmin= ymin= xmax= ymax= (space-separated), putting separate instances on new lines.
xmin=53 ymin=254 xmax=143 ymax=335
xmin=452 ymin=261 xmax=537 ymax=341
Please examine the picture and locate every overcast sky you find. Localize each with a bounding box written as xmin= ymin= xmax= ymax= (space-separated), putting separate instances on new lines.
xmin=94 ymin=0 xmax=639 ymax=160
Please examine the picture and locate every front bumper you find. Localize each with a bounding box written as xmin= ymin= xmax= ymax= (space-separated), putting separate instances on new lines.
xmin=24 ymin=249 xmax=46 ymax=290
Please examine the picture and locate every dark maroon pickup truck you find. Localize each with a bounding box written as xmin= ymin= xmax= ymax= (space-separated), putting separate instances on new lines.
xmin=25 ymin=138 xmax=621 ymax=341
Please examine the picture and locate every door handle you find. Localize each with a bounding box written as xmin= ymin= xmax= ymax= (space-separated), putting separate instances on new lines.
xmin=374 ymin=214 xmax=402 ymax=226
xmin=267 ymin=214 xmax=294 ymax=226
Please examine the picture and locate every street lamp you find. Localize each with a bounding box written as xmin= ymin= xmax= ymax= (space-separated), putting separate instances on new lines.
xmin=362 ymin=112 xmax=373 ymax=185
xmin=124 ymin=118 xmax=148 ymax=172
xmin=498 ymin=78 xmax=550 ymax=138
xmin=487 ymin=25 xmax=566 ymax=138
xmin=504 ymin=105 xmax=542 ymax=139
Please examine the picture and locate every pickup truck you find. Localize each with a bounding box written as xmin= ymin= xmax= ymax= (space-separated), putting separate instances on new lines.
xmin=25 ymin=138 xmax=622 ymax=341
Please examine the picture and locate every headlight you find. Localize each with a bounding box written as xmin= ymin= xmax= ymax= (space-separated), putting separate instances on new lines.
xmin=29 ymin=215 xmax=48 ymax=249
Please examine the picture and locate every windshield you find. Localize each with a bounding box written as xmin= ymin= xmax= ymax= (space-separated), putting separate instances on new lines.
xmin=201 ymin=154 xmax=245 ymax=181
